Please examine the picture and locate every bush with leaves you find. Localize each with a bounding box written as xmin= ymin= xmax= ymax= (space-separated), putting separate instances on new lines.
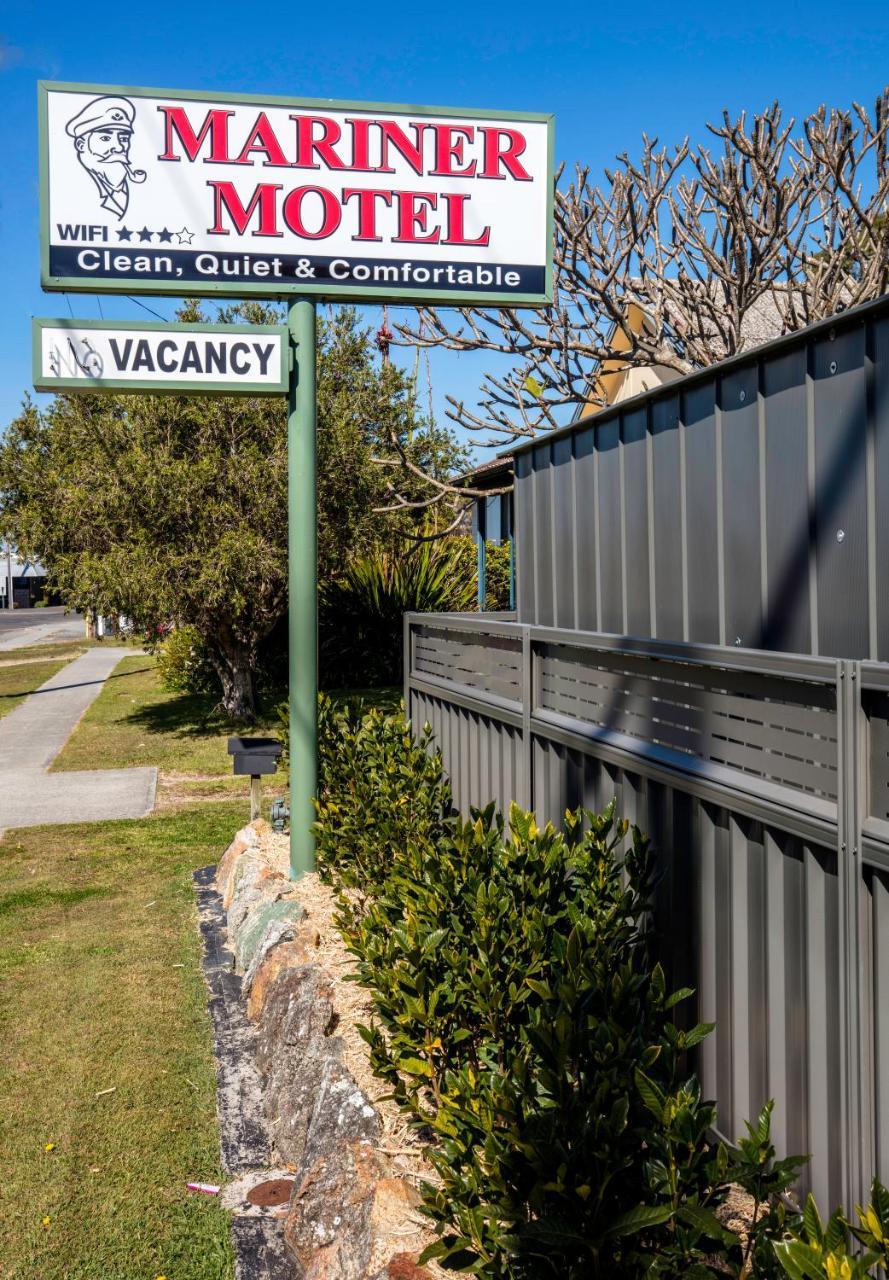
xmin=154 ymin=624 xmax=216 ymax=694
xmin=313 ymin=702 xmax=889 ymax=1277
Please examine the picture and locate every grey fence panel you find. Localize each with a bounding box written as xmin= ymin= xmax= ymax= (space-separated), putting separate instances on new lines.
xmin=812 ymin=326 xmax=869 ymax=659
xmin=411 ymin=687 xmax=522 ymax=818
xmin=573 ymin=430 xmax=599 ymax=633
xmin=873 ymin=317 xmax=889 ymax=661
xmin=651 ymin=395 xmax=683 ymax=641
xmin=406 ymin=612 xmax=887 ymax=1212
xmin=512 ymin=294 xmax=889 ymax=664
xmin=683 ymin=383 xmax=720 ymax=645
xmin=552 ymin=436 xmax=576 ymax=630
xmin=762 ymin=348 xmax=811 ymax=655
xmin=721 ymin=365 xmax=762 ymax=650
xmin=623 ymin=406 xmax=651 ymax=637
xmin=596 ymin=420 xmax=623 ymax=635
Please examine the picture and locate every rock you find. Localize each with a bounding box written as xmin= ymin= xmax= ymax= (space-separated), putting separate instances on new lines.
xmin=234 ymin=899 xmax=305 ymax=974
xmin=245 ymin=926 xmax=321 ymax=1021
xmin=255 ymin=965 xmax=337 ymax=1077
xmin=227 ymin=860 xmax=291 ymax=941
xmin=256 ymin=964 xmax=343 ymax=1162
xmin=272 ymin=1038 xmax=345 ymax=1164
xmin=216 ymin=834 xmax=250 ymax=901
xmin=283 ymin=1057 xmax=384 ymax=1277
xmin=217 ymin=822 xmax=262 ymax=903
xmin=285 ymin=1137 xmax=380 ymax=1279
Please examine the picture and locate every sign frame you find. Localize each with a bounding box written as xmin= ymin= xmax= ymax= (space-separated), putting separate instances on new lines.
xmin=32 ymin=316 xmax=289 ymax=396
xmin=38 ymin=81 xmax=555 ymax=306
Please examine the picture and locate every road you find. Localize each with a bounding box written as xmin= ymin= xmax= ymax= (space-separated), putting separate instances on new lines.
xmin=0 ymin=606 xmax=86 ymax=651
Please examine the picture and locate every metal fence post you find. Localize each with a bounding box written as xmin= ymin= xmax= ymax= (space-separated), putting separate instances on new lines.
xmin=403 ymin=613 xmax=412 ymax=723
xmin=521 ymin=625 xmax=532 ymax=812
xmin=837 ymin=658 xmax=866 ymax=1210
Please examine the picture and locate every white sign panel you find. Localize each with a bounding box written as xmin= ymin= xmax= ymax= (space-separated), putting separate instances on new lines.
xmin=40 ymin=82 xmax=554 ymax=304
xmin=33 ymin=319 xmax=288 ymax=395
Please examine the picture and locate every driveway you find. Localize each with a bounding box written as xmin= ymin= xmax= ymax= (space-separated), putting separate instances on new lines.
xmin=0 ymin=647 xmax=157 ymax=831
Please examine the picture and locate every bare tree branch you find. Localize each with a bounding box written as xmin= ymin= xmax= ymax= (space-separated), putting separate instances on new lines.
xmin=375 ymin=91 xmax=889 ymax=526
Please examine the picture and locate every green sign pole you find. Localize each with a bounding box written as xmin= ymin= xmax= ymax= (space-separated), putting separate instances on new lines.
xmin=287 ymin=297 xmax=317 ymax=879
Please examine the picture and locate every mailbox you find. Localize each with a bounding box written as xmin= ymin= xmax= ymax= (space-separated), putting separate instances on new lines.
xmin=227 ymin=737 xmax=283 ymax=776
xmin=227 ymin=737 xmax=283 ymax=819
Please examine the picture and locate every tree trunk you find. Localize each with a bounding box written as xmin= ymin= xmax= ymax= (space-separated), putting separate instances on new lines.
xmin=208 ymin=632 xmax=257 ymax=723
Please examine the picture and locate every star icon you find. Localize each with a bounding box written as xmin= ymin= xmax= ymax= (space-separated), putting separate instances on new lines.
xmin=157 ymin=227 xmax=173 ymax=243
xmin=138 ymin=227 xmax=153 ymax=242
xmin=175 ymin=227 xmax=194 ymax=245
xmin=117 ymin=225 xmax=133 ymax=241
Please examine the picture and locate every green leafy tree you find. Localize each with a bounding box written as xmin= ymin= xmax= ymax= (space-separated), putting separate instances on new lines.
xmin=0 ymin=303 xmax=463 ymax=720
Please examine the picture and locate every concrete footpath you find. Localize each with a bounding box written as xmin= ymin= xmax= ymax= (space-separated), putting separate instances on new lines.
xmin=0 ymin=647 xmax=157 ymax=831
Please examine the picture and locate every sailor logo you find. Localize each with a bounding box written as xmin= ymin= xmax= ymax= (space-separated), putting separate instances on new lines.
xmin=65 ymin=95 xmax=146 ymax=219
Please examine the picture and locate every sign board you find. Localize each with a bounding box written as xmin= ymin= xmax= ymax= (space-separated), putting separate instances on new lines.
xmin=39 ymin=82 xmax=553 ymax=305
xmin=33 ymin=318 xmax=288 ymax=395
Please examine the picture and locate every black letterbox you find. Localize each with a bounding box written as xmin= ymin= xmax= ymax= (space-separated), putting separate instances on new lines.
xmin=227 ymin=736 xmax=283 ymax=776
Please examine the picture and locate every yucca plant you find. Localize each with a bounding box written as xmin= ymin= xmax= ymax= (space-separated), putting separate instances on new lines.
xmin=320 ymin=538 xmax=477 ymax=687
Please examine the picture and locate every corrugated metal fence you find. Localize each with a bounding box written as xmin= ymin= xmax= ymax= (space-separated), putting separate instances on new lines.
xmin=512 ymin=296 xmax=889 ymax=661
xmin=405 ymin=611 xmax=889 ymax=1214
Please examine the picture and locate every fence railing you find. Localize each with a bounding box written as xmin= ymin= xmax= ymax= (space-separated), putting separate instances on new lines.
xmin=404 ymin=611 xmax=889 ymax=1215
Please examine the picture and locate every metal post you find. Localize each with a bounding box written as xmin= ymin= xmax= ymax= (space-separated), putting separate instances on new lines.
xmin=5 ymin=543 xmax=13 ymax=610
xmin=476 ymin=497 xmax=487 ymax=610
xmin=287 ymin=298 xmax=317 ymax=879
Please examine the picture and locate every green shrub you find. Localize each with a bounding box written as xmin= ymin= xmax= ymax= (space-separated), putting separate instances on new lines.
xmin=313 ymin=702 xmax=889 ymax=1277
xmin=154 ymin=625 xmax=215 ymax=694
xmin=312 ymin=695 xmax=451 ymax=889
xmin=319 ymin=539 xmax=477 ymax=688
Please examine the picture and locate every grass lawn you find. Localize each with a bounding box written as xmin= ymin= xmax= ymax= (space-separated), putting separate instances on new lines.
xmin=0 ymin=656 xmax=75 ymax=720
xmin=53 ymin=655 xmax=281 ymax=780
xmin=0 ymin=803 xmax=241 ymax=1280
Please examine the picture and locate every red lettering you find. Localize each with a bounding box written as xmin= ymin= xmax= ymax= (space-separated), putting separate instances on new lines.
xmin=378 ymin=122 xmax=429 ymax=175
xmin=479 ymin=127 xmax=532 ymax=181
xmin=441 ymin=192 xmax=490 ymax=246
xmin=233 ymin=112 xmax=289 ymax=166
xmin=158 ymin=106 xmax=233 ymax=163
xmin=207 ymin=181 xmax=282 ymax=235
xmin=345 ymin=118 xmax=373 ymax=172
xmin=429 ymin=125 xmax=476 ymax=177
xmin=342 ymin=188 xmax=394 ymax=241
xmin=292 ymin=116 xmax=345 ymax=170
xmin=393 ymin=191 xmax=440 ymax=244
xmin=282 ymin=186 xmax=341 ymax=239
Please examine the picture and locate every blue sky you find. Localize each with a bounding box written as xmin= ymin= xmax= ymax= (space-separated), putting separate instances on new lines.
xmin=2 ymin=2 xmax=888 ymax=458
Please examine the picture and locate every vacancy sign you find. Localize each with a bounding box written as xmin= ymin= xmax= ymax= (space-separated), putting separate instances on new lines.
xmin=33 ymin=318 xmax=288 ymax=395
xmin=39 ymin=82 xmax=553 ymax=304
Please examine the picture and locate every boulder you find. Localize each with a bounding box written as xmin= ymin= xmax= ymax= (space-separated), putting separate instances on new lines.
xmin=283 ymin=1057 xmax=384 ymax=1277
xmin=245 ymin=926 xmax=321 ymax=1021
xmin=216 ymin=821 xmax=262 ymax=903
xmin=226 ymin=860 xmax=291 ymax=942
xmin=234 ymin=899 xmax=305 ymax=974
xmin=257 ymin=965 xmax=343 ymax=1164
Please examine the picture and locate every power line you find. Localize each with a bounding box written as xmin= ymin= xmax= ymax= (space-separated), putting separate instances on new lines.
xmin=127 ymin=295 xmax=166 ymax=322
xmin=64 ymin=293 xmax=74 ymax=319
